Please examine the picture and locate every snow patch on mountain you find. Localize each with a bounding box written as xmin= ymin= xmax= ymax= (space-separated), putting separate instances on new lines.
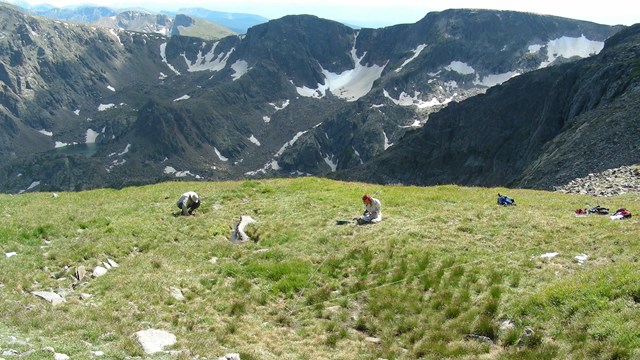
xmin=445 ymin=61 xmax=475 ymax=75
xmin=106 ymin=158 xmax=126 ymax=172
xmin=173 ymin=95 xmax=190 ymax=102
xmin=352 ymin=146 xmax=364 ymax=164
xmin=107 ymin=28 xmax=123 ymax=46
xmin=323 ymin=154 xmax=337 ymax=172
xmin=18 ymin=181 xmax=41 ymax=193
xmin=109 ymin=144 xmax=130 ymax=157
xmin=214 ymin=147 xmax=229 ymax=161
xmin=270 ymin=100 xmax=290 ymax=111
xmin=85 ymin=129 xmax=99 ymax=143
xmin=534 ymin=35 xmax=604 ymax=68
xmin=443 ymin=60 xmax=520 ymax=87
xmin=473 ymin=71 xmax=521 ymax=87
xmin=182 ymin=42 xmax=234 ymax=72
xmin=296 ymin=84 xmax=326 ymax=99
xmin=55 ymin=141 xmax=75 ymax=148
xmin=275 ymin=130 xmax=308 ymax=157
xmin=160 ymin=43 xmax=181 ymax=75
xmin=383 ymin=89 xmax=454 ymax=109
xmin=395 ymin=44 xmax=427 ymax=73
xmin=444 ymin=80 xmax=459 ymax=89
xmin=398 ymin=119 xmax=423 ymax=128
xmin=248 ymin=135 xmax=261 ymax=146
xmin=164 ymin=166 xmax=201 ymax=178
xmin=98 ymin=103 xmax=115 ymax=111
xmin=246 ymin=123 xmax=322 ymax=176
xmin=231 ymin=60 xmax=249 ymax=80
xmin=383 ymin=131 xmax=393 ymax=150
xmin=321 ymin=46 xmax=386 ymax=101
xmin=432 ymin=60 xmax=523 ymax=88
xmin=119 ymin=144 xmax=131 ymax=155
xmin=296 ymin=43 xmax=385 ymax=101
xmin=528 ymin=44 xmax=543 ymax=53
xmin=245 ymin=160 xmax=280 ymax=176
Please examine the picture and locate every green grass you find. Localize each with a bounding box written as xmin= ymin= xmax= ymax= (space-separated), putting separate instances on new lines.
xmin=0 ymin=177 xmax=639 ymax=359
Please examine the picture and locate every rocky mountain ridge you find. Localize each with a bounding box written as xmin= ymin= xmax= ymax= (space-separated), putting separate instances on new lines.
xmin=13 ymin=2 xmax=240 ymax=40
xmin=0 ymin=3 xmax=627 ymax=193
xmin=160 ymin=7 xmax=268 ymax=34
xmin=337 ymin=23 xmax=640 ymax=192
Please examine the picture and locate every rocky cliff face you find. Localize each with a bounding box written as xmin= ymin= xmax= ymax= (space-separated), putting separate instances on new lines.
xmin=0 ymin=4 xmax=168 ymax=155
xmin=0 ymin=4 xmax=626 ymax=192
xmin=337 ymin=24 xmax=640 ymax=191
xmin=93 ymin=10 xmax=174 ymax=36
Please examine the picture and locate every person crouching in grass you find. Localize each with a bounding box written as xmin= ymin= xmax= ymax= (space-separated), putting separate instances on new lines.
xmin=358 ymin=194 xmax=381 ymax=224
xmin=177 ymin=191 xmax=200 ymax=216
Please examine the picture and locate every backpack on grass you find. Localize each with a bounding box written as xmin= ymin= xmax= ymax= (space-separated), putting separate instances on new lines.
xmin=612 ymin=208 xmax=632 ymax=219
xmin=497 ymin=193 xmax=516 ymax=206
xmin=588 ymin=206 xmax=609 ymax=215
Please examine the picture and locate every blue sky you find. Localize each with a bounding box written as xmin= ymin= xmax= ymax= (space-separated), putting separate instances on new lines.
xmin=17 ymin=0 xmax=638 ymax=28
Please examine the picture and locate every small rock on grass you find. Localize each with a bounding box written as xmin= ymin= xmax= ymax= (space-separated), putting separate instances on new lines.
xmin=134 ymin=329 xmax=176 ymax=354
xmin=32 ymin=291 xmax=65 ymax=306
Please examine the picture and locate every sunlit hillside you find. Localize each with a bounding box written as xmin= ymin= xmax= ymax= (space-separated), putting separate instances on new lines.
xmin=1 ymin=178 xmax=638 ymax=359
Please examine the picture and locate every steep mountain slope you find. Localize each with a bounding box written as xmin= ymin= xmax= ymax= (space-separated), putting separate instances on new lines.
xmin=0 ymin=4 xmax=624 ymax=192
xmin=0 ymin=3 xmax=171 ymax=189
xmin=337 ymin=24 xmax=640 ymax=190
xmin=233 ymin=10 xmax=621 ymax=176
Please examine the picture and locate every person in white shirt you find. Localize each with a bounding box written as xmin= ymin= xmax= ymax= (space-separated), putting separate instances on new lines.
xmin=359 ymin=194 xmax=382 ymax=224
xmin=176 ymin=191 xmax=200 ymax=216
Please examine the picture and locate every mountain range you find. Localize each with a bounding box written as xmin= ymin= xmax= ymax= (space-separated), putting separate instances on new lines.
xmin=7 ymin=1 xmax=268 ymax=38
xmin=338 ymin=24 xmax=640 ymax=189
xmin=0 ymin=2 xmax=635 ymax=193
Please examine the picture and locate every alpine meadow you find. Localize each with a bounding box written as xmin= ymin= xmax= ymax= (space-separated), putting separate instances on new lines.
xmin=1 ymin=177 xmax=639 ymax=359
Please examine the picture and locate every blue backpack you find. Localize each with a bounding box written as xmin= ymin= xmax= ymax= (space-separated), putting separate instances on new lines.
xmin=497 ymin=193 xmax=516 ymax=206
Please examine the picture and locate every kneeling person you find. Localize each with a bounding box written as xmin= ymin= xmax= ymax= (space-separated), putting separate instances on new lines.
xmin=359 ymin=194 xmax=382 ymax=224
xmin=177 ymin=191 xmax=200 ymax=216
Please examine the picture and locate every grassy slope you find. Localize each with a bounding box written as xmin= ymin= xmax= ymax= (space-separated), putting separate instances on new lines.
xmin=176 ymin=20 xmax=236 ymax=41
xmin=0 ymin=177 xmax=638 ymax=359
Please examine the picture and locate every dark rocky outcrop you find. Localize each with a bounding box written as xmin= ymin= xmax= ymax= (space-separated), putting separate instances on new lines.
xmin=337 ymin=24 xmax=640 ymax=191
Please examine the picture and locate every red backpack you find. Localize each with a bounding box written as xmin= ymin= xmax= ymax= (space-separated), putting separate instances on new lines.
xmin=613 ymin=208 xmax=632 ymax=218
